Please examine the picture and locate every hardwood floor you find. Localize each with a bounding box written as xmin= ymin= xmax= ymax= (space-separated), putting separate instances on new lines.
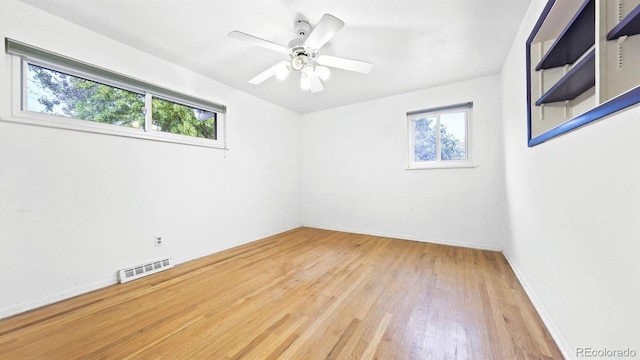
xmin=0 ymin=227 xmax=562 ymax=359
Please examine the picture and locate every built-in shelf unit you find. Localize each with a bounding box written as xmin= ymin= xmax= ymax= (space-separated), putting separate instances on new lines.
xmin=535 ymin=49 xmax=596 ymax=105
xmin=607 ymin=4 xmax=640 ymax=39
xmin=526 ymin=0 xmax=640 ymax=146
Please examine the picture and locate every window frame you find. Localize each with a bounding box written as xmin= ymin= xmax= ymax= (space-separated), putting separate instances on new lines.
xmin=6 ymin=38 xmax=226 ymax=149
xmin=406 ymin=102 xmax=474 ymax=170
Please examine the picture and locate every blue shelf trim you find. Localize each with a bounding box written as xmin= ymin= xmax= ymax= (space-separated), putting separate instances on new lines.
xmin=607 ymin=4 xmax=640 ymax=40
xmin=535 ymin=0 xmax=595 ymax=71
xmin=528 ymin=86 xmax=640 ymax=147
xmin=535 ymin=49 xmax=595 ymax=105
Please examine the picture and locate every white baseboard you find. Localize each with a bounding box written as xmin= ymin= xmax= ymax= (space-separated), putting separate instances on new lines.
xmin=302 ymin=224 xmax=503 ymax=251
xmin=0 ymin=225 xmax=303 ymax=320
xmin=503 ymin=252 xmax=573 ymax=360
xmin=0 ymin=278 xmax=116 ymax=319
xmin=171 ymin=226 xmax=303 ymax=266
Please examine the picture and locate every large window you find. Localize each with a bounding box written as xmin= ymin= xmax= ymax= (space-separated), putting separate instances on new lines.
xmin=7 ymin=38 xmax=225 ymax=148
xmin=407 ymin=102 xmax=472 ymax=169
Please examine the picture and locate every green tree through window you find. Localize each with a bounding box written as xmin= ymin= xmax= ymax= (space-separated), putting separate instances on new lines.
xmin=27 ymin=63 xmax=216 ymax=139
xmin=28 ymin=64 xmax=145 ymax=128
xmin=152 ymin=97 xmax=216 ymax=140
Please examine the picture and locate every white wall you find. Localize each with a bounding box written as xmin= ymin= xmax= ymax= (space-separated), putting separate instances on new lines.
xmin=4 ymin=2 xmax=638 ymax=356
xmin=300 ymin=75 xmax=507 ymax=250
xmin=0 ymin=0 xmax=301 ymax=318
xmin=501 ymin=1 xmax=640 ymax=358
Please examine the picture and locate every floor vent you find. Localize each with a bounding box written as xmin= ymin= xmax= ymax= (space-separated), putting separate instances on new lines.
xmin=119 ymin=257 xmax=173 ymax=283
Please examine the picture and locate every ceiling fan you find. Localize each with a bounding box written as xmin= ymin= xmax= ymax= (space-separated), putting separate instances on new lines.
xmin=228 ymin=14 xmax=373 ymax=93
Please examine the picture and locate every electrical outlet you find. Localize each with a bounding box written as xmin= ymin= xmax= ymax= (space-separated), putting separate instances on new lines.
xmin=155 ymin=236 xmax=163 ymax=247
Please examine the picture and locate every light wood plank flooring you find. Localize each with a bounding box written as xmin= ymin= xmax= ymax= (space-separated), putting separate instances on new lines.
xmin=0 ymin=227 xmax=562 ymax=359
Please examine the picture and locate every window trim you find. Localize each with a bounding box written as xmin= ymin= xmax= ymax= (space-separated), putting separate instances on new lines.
xmin=5 ymin=38 xmax=226 ymax=149
xmin=406 ymin=102 xmax=474 ymax=170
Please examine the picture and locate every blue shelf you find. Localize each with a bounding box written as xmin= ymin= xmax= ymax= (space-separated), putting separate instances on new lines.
xmin=536 ymin=0 xmax=595 ymax=70
xmin=536 ymin=49 xmax=595 ymax=105
xmin=529 ymin=86 xmax=640 ymax=146
xmin=607 ymin=4 xmax=640 ymax=40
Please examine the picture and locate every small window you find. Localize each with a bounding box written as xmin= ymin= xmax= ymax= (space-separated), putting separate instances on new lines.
xmin=407 ymin=102 xmax=472 ymax=169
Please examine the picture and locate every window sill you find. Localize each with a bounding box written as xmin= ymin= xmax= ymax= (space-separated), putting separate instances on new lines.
xmin=406 ymin=162 xmax=477 ymax=170
xmin=2 ymin=112 xmax=227 ymax=149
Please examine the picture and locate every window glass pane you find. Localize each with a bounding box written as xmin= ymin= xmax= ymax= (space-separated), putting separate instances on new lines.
xmin=439 ymin=111 xmax=466 ymax=160
xmin=151 ymin=97 xmax=216 ymax=140
xmin=413 ymin=116 xmax=437 ymax=161
xmin=26 ymin=63 xmax=145 ymax=129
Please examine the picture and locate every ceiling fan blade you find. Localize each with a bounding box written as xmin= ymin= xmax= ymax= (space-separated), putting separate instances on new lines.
xmin=303 ymin=14 xmax=344 ymax=50
xmin=249 ymin=61 xmax=289 ymax=84
xmin=307 ymin=68 xmax=324 ymax=93
xmin=228 ymin=30 xmax=290 ymax=54
xmin=317 ymin=55 xmax=373 ymax=74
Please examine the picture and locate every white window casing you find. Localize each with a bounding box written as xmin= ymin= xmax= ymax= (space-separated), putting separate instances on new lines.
xmin=5 ymin=38 xmax=226 ymax=149
xmin=406 ymin=101 xmax=475 ymax=170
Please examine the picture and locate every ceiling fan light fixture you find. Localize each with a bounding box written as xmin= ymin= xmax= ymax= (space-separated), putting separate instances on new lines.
xmin=315 ymin=65 xmax=330 ymax=81
xmin=291 ymin=54 xmax=308 ymax=71
xmin=300 ymin=72 xmax=311 ymax=91
xmin=302 ymin=64 xmax=314 ymax=74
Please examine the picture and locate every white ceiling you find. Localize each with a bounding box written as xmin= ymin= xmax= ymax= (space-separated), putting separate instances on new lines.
xmin=20 ymin=0 xmax=531 ymax=114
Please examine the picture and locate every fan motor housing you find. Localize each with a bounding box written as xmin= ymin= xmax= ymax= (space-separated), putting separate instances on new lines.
xmin=294 ymin=20 xmax=311 ymax=37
